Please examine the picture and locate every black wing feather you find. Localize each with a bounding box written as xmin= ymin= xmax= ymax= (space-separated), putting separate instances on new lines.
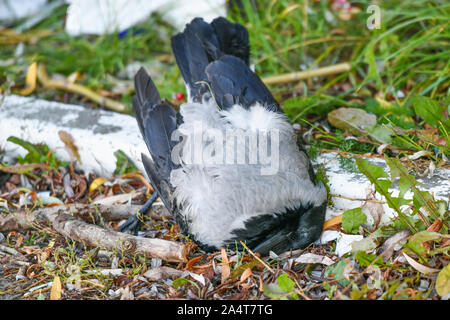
xmin=133 ymin=68 xmax=177 ymax=214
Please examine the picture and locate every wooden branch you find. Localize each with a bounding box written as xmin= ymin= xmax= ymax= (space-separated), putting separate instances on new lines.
xmin=52 ymin=213 xmax=186 ymax=263
xmin=0 ymin=203 xmax=186 ymax=262
xmin=262 ymin=62 xmax=351 ymax=85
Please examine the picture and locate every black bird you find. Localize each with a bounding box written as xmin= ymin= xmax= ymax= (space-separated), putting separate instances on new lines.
xmin=119 ymin=17 xmax=327 ymax=256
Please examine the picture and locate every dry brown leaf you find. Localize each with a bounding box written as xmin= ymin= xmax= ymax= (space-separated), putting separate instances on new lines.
xmin=221 ymin=248 xmax=229 ymax=264
xmin=380 ymin=230 xmax=410 ymax=262
xmin=364 ymin=189 xmax=383 ymax=231
xmin=427 ymin=220 xmax=443 ymax=233
xmin=239 ymin=268 xmax=253 ymax=284
xmin=221 ymin=264 xmax=230 ymax=284
xmin=185 ymin=254 xmax=205 ymax=271
xmin=58 ymin=130 xmax=81 ymax=163
xmin=323 ymin=214 xmax=342 ymax=230
xmin=121 ymin=173 xmax=154 ymax=193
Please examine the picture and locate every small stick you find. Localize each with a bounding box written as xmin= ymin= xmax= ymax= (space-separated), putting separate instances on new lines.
xmin=262 ymin=62 xmax=351 ymax=85
xmin=239 ymin=241 xmax=274 ymax=274
xmin=329 ymin=194 xmax=386 ymax=204
xmin=36 ymin=63 xmax=127 ymax=113
xmin=0 ymin=244 xmax=23 ymax=257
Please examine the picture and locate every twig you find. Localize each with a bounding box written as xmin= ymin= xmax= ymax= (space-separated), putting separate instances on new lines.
xmin=317 ymin=148 xmax=383 ymax=159
xmin=329 ymin=194 xmax=386 ymax=204
xmin=262 ymin=62 xmax=351 ymax=85
xmin=0 ymin=244 xmax=23 ymax=257
xmin=239 ymin=241 xmax=274 ymax=274
xmin=36 ymin=63 xmax=127 ymax=113
xmin=293 ymin=278 xmax=311 ymax=300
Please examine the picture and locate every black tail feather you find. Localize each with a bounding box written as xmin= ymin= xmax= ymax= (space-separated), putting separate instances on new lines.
xmin=206 ymin=55 xmax=281 ymax=111
xmin=171 ymin=17 xmax=250 ymax=102
xmin=211 ymin=17 xmax=249 ymax=65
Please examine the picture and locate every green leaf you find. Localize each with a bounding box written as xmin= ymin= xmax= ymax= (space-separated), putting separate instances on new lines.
xmin=324 ymin=260 xmax=350 ymax=287
xmin=114 ymin=150 xmax=138 ymax=175
xmin=351 ymin=229 xmax=383 ymax=253
xmin=172 ymin=277 xmax=190 ymax=289
xmin=7 ymin=136 xmax=41 ymax=156
xmin=342 ymin=208 xmax=367 ymax=234
xmin=363 ymin=42 xmax=382 ymax=87
xmin=436 ymin=264 xmax=450 ymax=297
xmin=327 ymin=107 xmax=377 ymax=136
xmin=263 ymin=283 xmax=285 ymax=299
xmin=263 ymin=273 xmax=299 ymax=300
xmin=405 ymin=231 xmax=442 ymax=257
xmin=412 ymin=96 xmax=449 ymax=129
xmin=354 ymin=251 xmax=383 ymax=267
xmin=6 ymin=136 xmax=68 ymax=169
xmin=38 ymin=195 xmax=64 ymax=205
xmin=277 ymin=273 xmax=295 ymax=293
xmin=365 ymin=124 xmax=393 ymax=144
xmin=7 ymin=136 xmax=41 ymax=163
xmin=355 ymin=158 xmax=389 ymax=181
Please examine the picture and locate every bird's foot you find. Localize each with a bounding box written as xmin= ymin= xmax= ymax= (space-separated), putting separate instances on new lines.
xmin=118 ymin=192 xmax=158 ymax=235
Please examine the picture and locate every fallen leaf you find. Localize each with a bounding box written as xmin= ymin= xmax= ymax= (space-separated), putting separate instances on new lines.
xmin=436 ymin=264 xmax=450 ymax=297
xmin=407 ymin=150 xmax=431 ymax=160
xmin=221 ymin=248 xmax=229 ymax=264
xmin=327 ymin=107 xmax=376 ymax=135
xmin=221 ymin=263 xmax=230 ymax=284
xmin=120 ymin=286 xmax=134 ymax=300
xmin=239 ymin=268 xmax=253 ymax=284
xmin=364 ymin=188 xmax=383 ymax=231
xmin=323 ymin=214 xmax=342 ymax=230
xmin=380 ymin=230 xmax=410 ymax=261
xmin=58 ymin=130 xmax=81 ymax=163
xmin=20 ymin=62 xmax=37 ymax=96
xmin=89 ymin=177 xmax=109 ymax=193
xmin=121 ymin=173 xmax=153 ymax=193
xmin=185 ymin=254 xmax=205 ymax=271
xmin=93 ymin=191 xmax=141 ymax=206
xmin=295 ymin=253 xmax=334 ymax=266
xmin=351 ymin=229 xmax=383 ymax=253
xmin=427 ymin=220 xmax=443 ymax=233
xmin=220 ymin=248 xmax=231 ymax=283
xmin=50 ymin=276 xmax=61 ymax=300
xmin=188 ymin=272 xmax=206 ymax=286
xmin=402 ymin=251 xmax=440 ymax=274
xmin=143 ymin=266 xmax=183 ymax=282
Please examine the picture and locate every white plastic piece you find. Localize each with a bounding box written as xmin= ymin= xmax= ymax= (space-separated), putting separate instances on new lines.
xmin=65 ymin=0 xmax=226 ymax=35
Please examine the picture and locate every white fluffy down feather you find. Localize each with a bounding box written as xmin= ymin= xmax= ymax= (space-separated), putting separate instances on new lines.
xmin=169 ymin=100 xmax=327 ymax=248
